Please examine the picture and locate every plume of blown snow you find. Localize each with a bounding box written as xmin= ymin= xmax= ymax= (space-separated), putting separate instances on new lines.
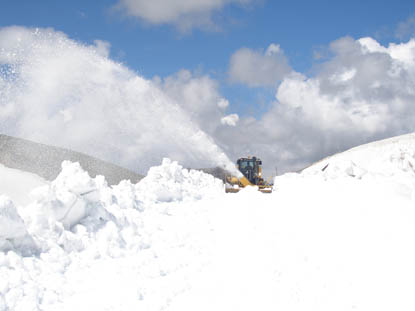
xmin=0 ymin=26 xmax=235 ymax=173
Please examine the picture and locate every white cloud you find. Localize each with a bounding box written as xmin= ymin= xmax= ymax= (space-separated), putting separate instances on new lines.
xmin=221 ymin=114 xmax=239 ymax=126
xmin=0 ymin=26 xmax=234 ymax=173
xmin=228 ymin=43 xmax=292 ymax=87
xmin=218 ymin=36 xmax=415 ymax=176
xmin=115 ymin=0 xmax=253 ymax=32
xmin=153 ymin=69 xmax=229 ymax=134
xmin=329 ymin=68 xmax=356 ymax=83
xmin=217 ymin=98 xmax=229 ymax=109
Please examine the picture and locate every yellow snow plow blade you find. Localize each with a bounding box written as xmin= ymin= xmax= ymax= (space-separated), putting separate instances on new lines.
xmin=225 ymin=184 xmax=273 ymax=193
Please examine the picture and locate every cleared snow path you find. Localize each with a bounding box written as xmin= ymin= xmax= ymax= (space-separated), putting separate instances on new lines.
xmin=169 ymin=188 xmax=281 ymax=310
xmin=169 ymin=177 xmax=415 ymax=311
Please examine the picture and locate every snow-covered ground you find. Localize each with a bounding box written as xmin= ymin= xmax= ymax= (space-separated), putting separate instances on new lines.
xmin=1 ymin=134 xmax=415 ymax=310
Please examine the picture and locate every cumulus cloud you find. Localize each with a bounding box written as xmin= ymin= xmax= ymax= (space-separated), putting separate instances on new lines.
xmin=218 ymin=36 xmax=415 ymax=176
xmin=115 ymin=0 xmax=253 ymax=32
xmin=153 ymin=69 xmax=229 ymax=134
xmin=228 ymin=43 xmax=292 ymax=87
xmin=0 ymin=26 xmax=235 ymax=173
xmin=221 ymin=114 xmax=239 ymax=126
xmin=218 ymin=98 xmax=229 ymax=109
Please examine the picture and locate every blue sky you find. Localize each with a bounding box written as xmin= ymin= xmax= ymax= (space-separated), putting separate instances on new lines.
xmin=1 ymin=0 xmax=415 ymax=175
xmin=2 ymin=0 xmax=414 ymax=117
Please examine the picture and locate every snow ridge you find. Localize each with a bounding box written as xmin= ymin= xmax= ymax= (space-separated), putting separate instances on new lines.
xmin=302 ymin=133 xmax=415 ymax=178
xmin=0 ymin=159 xmax=223 ymax=310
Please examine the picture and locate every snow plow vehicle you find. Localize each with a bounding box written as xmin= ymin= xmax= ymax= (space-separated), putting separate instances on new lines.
xmin=225 ymin=156 xmax=273 ymax=193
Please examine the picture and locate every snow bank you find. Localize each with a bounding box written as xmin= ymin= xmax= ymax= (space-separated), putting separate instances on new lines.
xmin=11 ymin=159 xmax=222 ymax=252
xmin=273 ymin=133 xmax=415 ymax=195
xmin=270 ymin=133 xmax=415 ymax=204
xmin=136 ymin=158 xmax=224 ymax=202
xmin=0 ymin=159 xmax=224 ymax=310
xmin=303 ymin=133 xmax=415 ymax=179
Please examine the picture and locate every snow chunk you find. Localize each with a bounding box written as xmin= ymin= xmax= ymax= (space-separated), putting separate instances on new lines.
xmin=27 ymin=161 xmax=110 ymax=230
xmin=0 ymin=196 xmax=26 ymax=239
xmin=111 ymin=180 xmax=144 ymax=211
xmin=136 ymin=158 xmax=224 ymax=202
xmin=53 ymin=160 xmax=105 ymax=198
xmin=0 ymin=196 xmax=35 ymax=255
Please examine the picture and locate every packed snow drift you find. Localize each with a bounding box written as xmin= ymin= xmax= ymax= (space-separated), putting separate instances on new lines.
xmin=1 ymin=133 xmax=415 ymax=310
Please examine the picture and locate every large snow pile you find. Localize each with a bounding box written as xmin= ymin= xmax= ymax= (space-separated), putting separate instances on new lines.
xmin=1 ymin=134 xmax=415 ymax=310
xmin=0 ymin=159 xmax=223 ymax=310
xmin=303 ymin=133 xmax=415 ymax=180
xmin=136 ymin=158 xmax=224 ymax=202
xmin=296 ymin=133 xmax=415 ymax=202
